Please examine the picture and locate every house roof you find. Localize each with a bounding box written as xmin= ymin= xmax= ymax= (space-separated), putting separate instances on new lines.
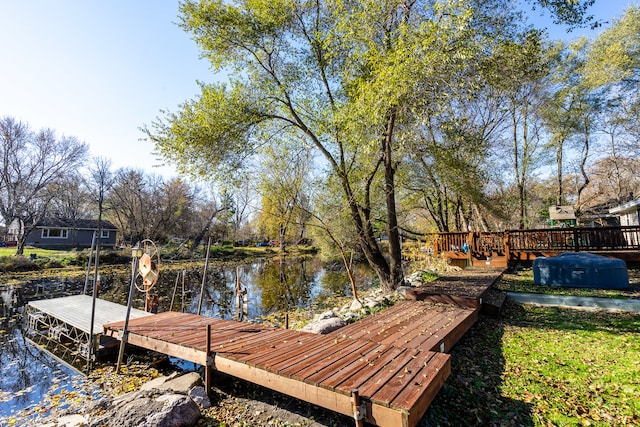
xmin=36 ymin=218 xmax=118 ymax=231
xmin=549 ymin=205 xmax=576 ymax=220
xmin=609 ymin=198 xmax=640 ymax=215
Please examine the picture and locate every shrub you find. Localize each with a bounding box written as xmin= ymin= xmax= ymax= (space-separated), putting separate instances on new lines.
xmin=1 ymin=255 xmax=38 ymax=272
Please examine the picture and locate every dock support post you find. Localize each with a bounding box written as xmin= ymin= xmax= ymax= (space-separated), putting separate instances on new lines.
xmin=116 ymin=245 xmax=142 ymax=373
xmin=205 ymin=324 xmax=213 ymax=396
xmin=197 ymin=237 xmax=212 ymax=315
xmin=351 ymin=389 xmax=365 ymax=427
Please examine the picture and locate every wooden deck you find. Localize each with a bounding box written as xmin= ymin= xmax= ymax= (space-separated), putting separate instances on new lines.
xmin=103 ymin=304 xmax=474 ymax=426
xmin=329 ymin=301 xmax=478 ymax=354
xmin=428 ymin=226 xmax=640 ymax=267
xmin=402 ymin=268 xmax=503 ymax=309
xmin=101 ymin=269 xmax=502 ymax=426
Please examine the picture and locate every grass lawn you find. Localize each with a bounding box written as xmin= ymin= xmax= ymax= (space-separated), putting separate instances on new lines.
xmin=0 ymin=247 xmax=84 ymax=271
xmin=423 ymin=273 xmax=640 ymax=427
xmin=0 ymin=246 xmax=75 ymax=259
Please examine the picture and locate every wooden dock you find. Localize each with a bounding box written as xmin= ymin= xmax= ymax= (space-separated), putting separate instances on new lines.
xmin=402 ymin=268 xmax=503 ymax=309
xmin=329 ymin=300 xmax=478 ymax=354
xmin=104 ymin=308 xmax=456 ymax=427
xmin=22 ymin=269 xmax=501 ymax=426
xmin=102 ymin=268 xmax=504 ymax=427
xmin=26 ymin=294 xmax=153 ymax=360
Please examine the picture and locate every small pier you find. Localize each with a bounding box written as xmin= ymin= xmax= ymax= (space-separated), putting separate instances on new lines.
xmin=104 ymin=308 xmax=455 ymax=427
xmin=26 ymin=294 xmax=153 ymax=362
xmin=24 ymin=269 xmax=502 ymax=426
xmin=103 ymin=269 xmax=503 ymax=427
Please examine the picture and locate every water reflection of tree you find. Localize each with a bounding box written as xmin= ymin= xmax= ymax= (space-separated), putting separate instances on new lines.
xmin=196 ymin=268 xmax=235 ymax=319
xmin=320 ymin=263 xmax=374 ymax=297
xmin=320 ymin=271 xmax=351 ymax=297
xmin=95 ymin=258 xmax=372 ymax=319
xmin=256 ymin=258 xmax=315 ymax=312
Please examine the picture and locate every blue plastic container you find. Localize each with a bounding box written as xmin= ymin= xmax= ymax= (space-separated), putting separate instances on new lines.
xmin=533 ymin=252 xmax=629 ymax=289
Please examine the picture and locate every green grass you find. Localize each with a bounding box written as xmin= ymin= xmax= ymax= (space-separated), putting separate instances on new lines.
xmin=423 ymin=297 xmax=640 ymax=426
xmin=0 ymin=247 xmax=74 ymax=259
xmin=0 ymin=247 xmax=82 ymax=271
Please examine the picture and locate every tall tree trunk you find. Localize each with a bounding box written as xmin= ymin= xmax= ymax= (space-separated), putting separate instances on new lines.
xmin=575 ymin=126 xmax=591 ymax=211
xmin=383 ymin=112 xmax=404 ymax=289
xmin=342 ymin=184 xmax=392 ymax=291
xmin=556 ymin=141 xmax=564 ymax=206
xmin=16 ymin=234 xmax=26 ymax=256
xmin=518 ymin=183 xmax=527 ymax=229
xmin=279 ymin=222 xmax=287 ymax=253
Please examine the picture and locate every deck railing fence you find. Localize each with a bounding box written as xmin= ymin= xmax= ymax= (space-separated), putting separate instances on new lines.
xmin=424 ymin=226 xmax=640 ymax=259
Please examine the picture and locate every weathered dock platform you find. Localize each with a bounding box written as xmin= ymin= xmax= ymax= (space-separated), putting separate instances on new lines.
xmin=104 ymin=309 xmax=454 ymax=427
xmin=329 ymin=300 xmax=478 ymax=354
xmin=102 ymin=269 xmax=503 ymax=426
xmin=26 ymin=294 xmax=153 ymax=360
xmin=402 ymin=267 xmax=504 ymax=309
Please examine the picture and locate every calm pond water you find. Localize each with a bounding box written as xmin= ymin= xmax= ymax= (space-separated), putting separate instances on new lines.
xmin=0 ymin=257 xmax=372 ymax=420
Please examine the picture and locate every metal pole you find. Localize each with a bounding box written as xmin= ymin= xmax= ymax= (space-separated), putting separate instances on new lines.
xmin=197 ymin=237 xmax=212 ymax=315
xmin=235 ymin=266 xmax=241 ymax=321
xmin=116 ymin=250 xmax=140 ymax=373
xmin=170 ymin=272 xmax=180 ymax=311
xmin=86 ymin=241 xmax=100 ymax=372
xmin=181 ymin=270 xmax=185 ymax=313
xmin=82 ymin=231 xmax=96 ymax=295
xmin=205 ymin=324 xmax=212 ymax=395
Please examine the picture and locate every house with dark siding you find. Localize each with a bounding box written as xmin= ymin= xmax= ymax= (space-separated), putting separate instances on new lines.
xmin=8 ymin=218 xmax=118 ymax=249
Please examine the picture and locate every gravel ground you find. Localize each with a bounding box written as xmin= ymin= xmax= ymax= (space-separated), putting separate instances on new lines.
xmin=198 ymin=373 xmax=353 ymax=426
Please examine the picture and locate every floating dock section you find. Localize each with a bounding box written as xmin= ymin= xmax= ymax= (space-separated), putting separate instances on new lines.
xmin=26 ymin=294 xmax=153 ymax=361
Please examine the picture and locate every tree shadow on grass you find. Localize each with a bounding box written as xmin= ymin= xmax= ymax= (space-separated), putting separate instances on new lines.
xmin=419 ymin=305 xmax=534 ymax=427
xmin=504 ymin=300 xmax=640 ymax=334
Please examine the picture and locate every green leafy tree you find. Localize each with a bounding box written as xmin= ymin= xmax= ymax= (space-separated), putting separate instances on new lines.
xmin=585 ymin=6 xmax=640 ymax=153
xmin=256 ymin=141 xmax=311 ymax=252
xmin=541 ymin=40 xmax=586 ymax=207
xmin=489 ymin=31 xmax=552 ymax=229
xmin=144 ymin=0 xmax=471 ymax=290
xmin=144 ymin=0 xmax=598 ymax=288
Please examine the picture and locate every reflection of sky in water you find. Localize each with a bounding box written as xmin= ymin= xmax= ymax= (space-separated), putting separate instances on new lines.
xmin=0 ymin=322 xmax=87 ymax=419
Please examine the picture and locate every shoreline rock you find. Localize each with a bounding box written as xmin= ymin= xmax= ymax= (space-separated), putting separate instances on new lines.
xmin=39 ymin=372 xmax=205 ymax=427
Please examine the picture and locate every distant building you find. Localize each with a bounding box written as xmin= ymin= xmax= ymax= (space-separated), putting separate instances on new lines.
xmin=610 ymin=198 xmax=640 ymax=226
xmin=578 ymin=200 xmax=620 ymax=227
xmin=548 ymin=205 xmax=576 ymax=227
xmin=6 ymin=218 xmax=118 ymax=249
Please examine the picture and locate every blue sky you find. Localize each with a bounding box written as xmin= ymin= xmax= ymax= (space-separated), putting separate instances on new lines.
xmin=0 ymin=1 xmax=633 ymax=179
xmin=0 ymin=1 xmax=212 ymax=178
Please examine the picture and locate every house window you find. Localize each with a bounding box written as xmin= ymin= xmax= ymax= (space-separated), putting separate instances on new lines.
xmin=42 ymin=228 xmax=68 ymax=238
xmin=101 ymin=230 xmax=110 ymax=238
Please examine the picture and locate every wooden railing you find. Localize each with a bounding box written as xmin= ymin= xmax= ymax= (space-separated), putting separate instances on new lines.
xmin=427 ymin=226 xmax=640 ymax=257
xmin=432 ymin=232 xmax=469 ymax=255
xmin=507 ymin=226 xmax=640 ymax=252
